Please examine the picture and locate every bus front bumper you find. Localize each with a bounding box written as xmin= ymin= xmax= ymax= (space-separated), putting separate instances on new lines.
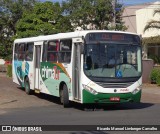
xmin=82 ymin=89 xmax=141 ymax=104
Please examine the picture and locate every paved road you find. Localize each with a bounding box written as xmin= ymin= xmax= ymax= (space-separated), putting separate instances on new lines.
xmin=0 ymin=73 xmax=160 ymax=134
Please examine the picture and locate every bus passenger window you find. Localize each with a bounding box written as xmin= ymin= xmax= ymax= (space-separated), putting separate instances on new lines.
xmin=14 ymin=43 xmax=19 ymax=60
xmin=18 ymin=43 xmax=25 ymax=61
xmin=47 ymin=41 xmax=58 ymax=62
xmin=48 ymin=53 xmax=56 ymax=61
xmin=25 ymin=43 xmax=34 ymax=61
xmin=42 ymin=41 xmax=48 ymax=62
xmin=59 ymin=39 xmax=72 ymax=63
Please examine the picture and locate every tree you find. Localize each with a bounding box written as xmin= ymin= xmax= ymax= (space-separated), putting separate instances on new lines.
xmin=114 ymin=3 xmax=127 ymax=31
xmin=16 ymin=1 xmax=73 ymax=38
xmin=144 ymin=9 xmax=160 ymax=32
xmin=0 ymin=0 xmax=36 ymax=59
xmin=62 ymin=0 xmax=126 ymax=31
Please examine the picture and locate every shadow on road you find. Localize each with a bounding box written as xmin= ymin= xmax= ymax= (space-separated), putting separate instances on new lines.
xmin=70 ymin=102 xmax=154 ymax=111
xmin=17 ymin=87 xmax=154 ymax=111
xmin=35 ymin=93 xmax=62 ymax=105
xmin=17 ymin=87 xmax=61 ymax=104
xmin=34 ymin=93 xmax=154 ymax=111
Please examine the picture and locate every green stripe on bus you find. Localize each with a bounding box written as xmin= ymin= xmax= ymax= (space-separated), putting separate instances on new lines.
xmin=82 ymin=89 xmax=141 ymax=104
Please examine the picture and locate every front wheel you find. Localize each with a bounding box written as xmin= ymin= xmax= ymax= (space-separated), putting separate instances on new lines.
xmin=24 ymin=77 xmax=33 ymax=95
xmin=60 ymin=84 xmax=70 ymax=108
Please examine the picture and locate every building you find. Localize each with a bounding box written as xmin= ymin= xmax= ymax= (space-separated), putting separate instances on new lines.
xmin=136 ymin=1 xmax=160 ymax=37
xmin=122 ymin=4 xmax=148 ymax=33
xmin=123 ymin=1 xmax=160 ymax=62
xmin=122 ymin=2 xmax=160 ymax=83
xmin=136 ymin=1 xmax=160 ymax=62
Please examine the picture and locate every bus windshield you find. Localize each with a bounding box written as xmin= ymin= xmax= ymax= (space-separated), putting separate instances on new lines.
xmin=84 ymin=42 xmax=142 ymax=79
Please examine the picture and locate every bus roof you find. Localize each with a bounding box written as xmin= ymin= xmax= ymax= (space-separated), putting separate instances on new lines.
xmin=14 ymin=30 xmax=139 ymax=43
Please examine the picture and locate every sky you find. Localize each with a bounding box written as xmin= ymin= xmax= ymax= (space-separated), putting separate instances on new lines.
xmin=119 ymin=0 xmax=159 ymax=5
xmin=40 ymin=0 xmax=159 ymax=5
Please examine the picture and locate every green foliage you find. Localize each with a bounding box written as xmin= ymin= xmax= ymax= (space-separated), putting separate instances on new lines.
xmin=0 ymin=40 xmax=12 ymax=59
xmin=148 ymin=55 xmax=160 ymax=64
xmin=63 ymin=0 xmax=126 ymax=31
xmin=0 ymin=0 xmax=37 ymax=58
xmin=144 ymin=9 xmax=160 ymax=32
xmin=16 ymin=1 xmax=73 ymax=38
xmin=7 ymin=64 xmax=12 ymax=77
xmin=156 ymin=74 xmax=160 ymax=86
xmin=150 ymin=68 xmax=160 ymax=85
xmin=142 ymin=36 xmax=160 ymax=45
xmin=1 ymin=0 xmax=126 ymax=58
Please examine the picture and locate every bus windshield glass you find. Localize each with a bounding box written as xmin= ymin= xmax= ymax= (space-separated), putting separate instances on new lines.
xmin=84 ymin=33 xmax=142 ymax=79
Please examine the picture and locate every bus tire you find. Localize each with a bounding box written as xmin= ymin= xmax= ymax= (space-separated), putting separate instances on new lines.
xmin=60 ymin=84 xmax=70 ymax=108
xmin=24 ymin=77 xmax=32 ymax=95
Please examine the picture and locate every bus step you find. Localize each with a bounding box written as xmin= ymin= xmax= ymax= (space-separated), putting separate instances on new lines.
xmin=35 ymin=89 xmax=40 ymax=94
xmin=74 ymin=98 xmax=81 ymax=102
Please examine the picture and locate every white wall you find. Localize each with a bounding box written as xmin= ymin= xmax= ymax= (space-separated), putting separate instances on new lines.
xmin=0 ymin=59 xmax=5 ymax=65
xmin=136 ymin=1 xmax=160 ymax=37
xmin=122 ymin=4 xmax=147 ymax=33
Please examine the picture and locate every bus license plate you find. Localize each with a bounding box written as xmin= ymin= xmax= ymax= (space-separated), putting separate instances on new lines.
xmin=110 ymin=97 xmax=120 ymax=102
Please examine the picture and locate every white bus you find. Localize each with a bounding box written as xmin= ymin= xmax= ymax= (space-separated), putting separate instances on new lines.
xmin=12 ymin=30 xmax=142 ymax=107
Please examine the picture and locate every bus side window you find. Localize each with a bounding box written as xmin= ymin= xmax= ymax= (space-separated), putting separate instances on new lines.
xmin=25 ymin=42 xmax=34 ymax=61
xmin=18 ymin=43 xmax=25 ymax=61
xmin=59 ymin=39 xmax=72 ymax=63
xmin=47 ymin=41 xmax=58 ymax=62
xmin=42 ymin=41 xmax=48 ymax=62
xmin=14 ymin=43 xmax=19 ymax=60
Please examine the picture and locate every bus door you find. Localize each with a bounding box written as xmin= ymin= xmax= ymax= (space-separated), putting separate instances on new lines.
xmin=72 ymin=38 xmax=83 ymax=101
xmin=34 ymin=42 xmax=43 ymax=91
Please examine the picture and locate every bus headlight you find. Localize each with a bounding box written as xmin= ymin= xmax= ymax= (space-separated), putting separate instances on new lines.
xmin=132 ymin=85 xmax=142 ymax=95
xmin=82 ymin=84 xmax=98 ymax=95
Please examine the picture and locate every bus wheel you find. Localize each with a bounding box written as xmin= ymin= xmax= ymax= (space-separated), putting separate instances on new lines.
xmin=24 ymin=77 xmax=32 ymax=95
xmin=60 ymin=84 xmax=70 ymax=108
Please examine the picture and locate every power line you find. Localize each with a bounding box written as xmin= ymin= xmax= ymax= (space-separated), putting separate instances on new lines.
xmin=124 ymin=8 xmax=137 ymax=33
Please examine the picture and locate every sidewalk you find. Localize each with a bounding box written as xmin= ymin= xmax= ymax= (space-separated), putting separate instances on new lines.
xmin=142 ymin=83 xmax=160 ymax=95
xmin=0 ymin=72 xmax=7 ymax=77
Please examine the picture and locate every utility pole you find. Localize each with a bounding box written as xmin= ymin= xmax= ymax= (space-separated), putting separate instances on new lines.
xmin=112 ymin=0 xmax=116 ymax=29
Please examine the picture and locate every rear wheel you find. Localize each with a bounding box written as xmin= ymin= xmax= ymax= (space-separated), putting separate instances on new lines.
xmin=60 ymin=84 xmax=70 ymax=108
xmin=24 ymin=77 xmax=32 ymax=95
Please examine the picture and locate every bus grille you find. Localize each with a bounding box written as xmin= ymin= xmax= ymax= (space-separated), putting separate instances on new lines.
xmin=95 ymin=81 xmax=134 ymax=88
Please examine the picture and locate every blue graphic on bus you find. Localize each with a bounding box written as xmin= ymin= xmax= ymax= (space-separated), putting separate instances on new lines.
xmin=25 ymin=62 xmax=29 ymax=74
xmin=116 ymin=70 xmax=122 ymax=78
xmin=14 ymin=61 xmax=30 ymax=87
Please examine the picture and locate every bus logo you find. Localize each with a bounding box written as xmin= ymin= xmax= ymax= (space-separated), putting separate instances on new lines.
xmin=41 ymin=66 xmax=60 ymax=80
